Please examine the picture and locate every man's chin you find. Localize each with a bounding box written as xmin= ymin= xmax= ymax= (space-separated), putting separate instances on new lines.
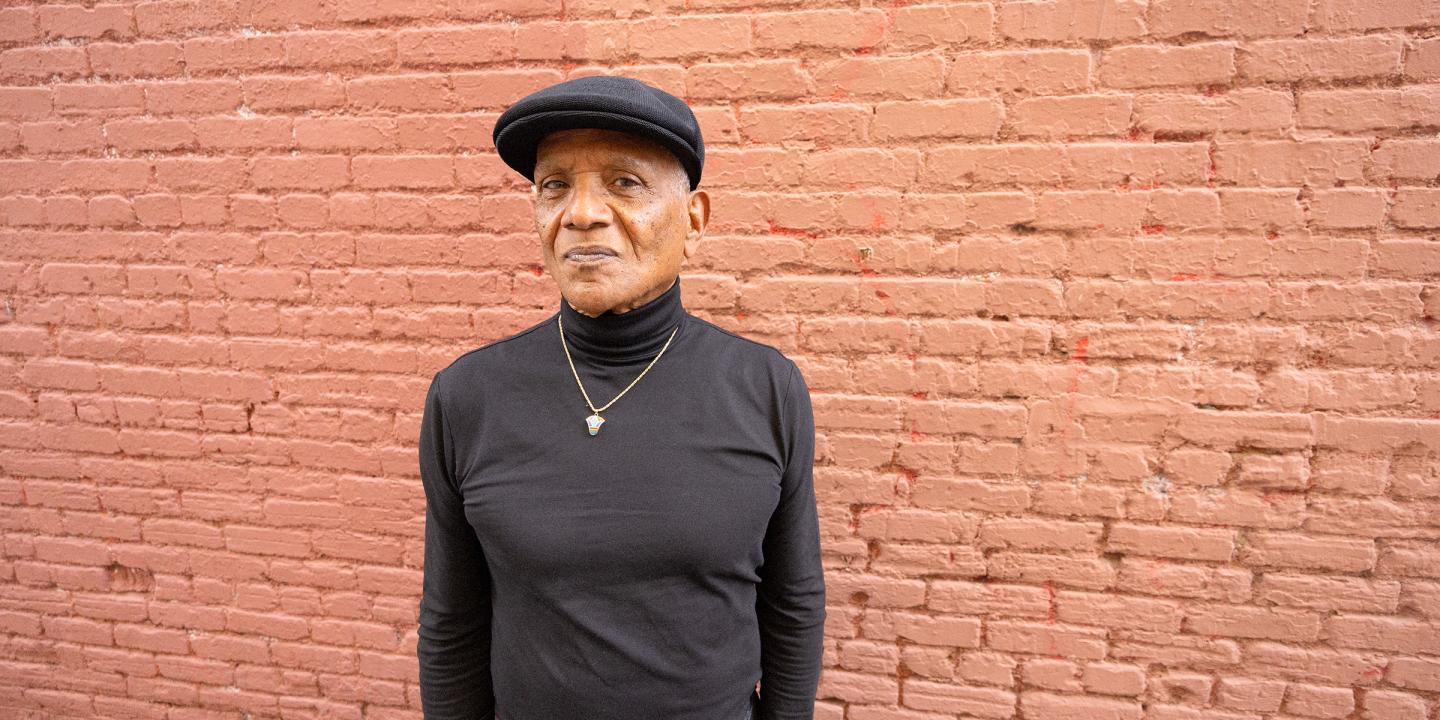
xmin=560 ymin=281 xmax=619 ymax=314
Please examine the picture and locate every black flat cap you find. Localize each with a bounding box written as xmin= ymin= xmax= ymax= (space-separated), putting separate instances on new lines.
xmin=492 ymin=75 xmax=705 ymax=191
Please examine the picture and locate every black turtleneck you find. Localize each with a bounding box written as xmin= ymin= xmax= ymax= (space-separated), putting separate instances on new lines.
xmin=416 ymin=275 xmax=826 ymax=720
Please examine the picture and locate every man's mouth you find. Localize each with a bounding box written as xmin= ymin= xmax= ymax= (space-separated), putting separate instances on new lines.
xmin=564 ymin=246 xmax=618 ymax=263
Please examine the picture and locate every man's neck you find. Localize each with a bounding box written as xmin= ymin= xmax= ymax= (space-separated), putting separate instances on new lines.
xmin=566 ymin=276 xmax=678 ymax=317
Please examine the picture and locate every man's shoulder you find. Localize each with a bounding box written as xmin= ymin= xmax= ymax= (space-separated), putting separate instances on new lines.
xmin=431 ymin=312 xmax=555 ymax=388
xmin=686 ymin=314 xmax=799 ymax=376
xmin=687 ymin=316 xmax=809 ymax=419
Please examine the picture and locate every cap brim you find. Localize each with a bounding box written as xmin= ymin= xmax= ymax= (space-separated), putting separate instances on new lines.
xmin=494 ymin=110 xmax=701 ymax=191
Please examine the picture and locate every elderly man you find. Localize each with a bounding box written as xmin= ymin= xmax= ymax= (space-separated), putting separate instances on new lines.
xmin=415 ymin=75 xmax=827 ymax=720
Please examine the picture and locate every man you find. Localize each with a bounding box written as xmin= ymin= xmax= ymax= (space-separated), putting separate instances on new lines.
xmin=415 ymin=75 xmax=826 ymax=720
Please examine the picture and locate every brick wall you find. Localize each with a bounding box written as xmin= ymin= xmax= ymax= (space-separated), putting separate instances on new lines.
xmin=2 ymin=0 xmax=1440 ymax=718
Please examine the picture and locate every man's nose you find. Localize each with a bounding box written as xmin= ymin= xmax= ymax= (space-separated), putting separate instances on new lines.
xmin=562 ymin=176 xmax=610 ymax=229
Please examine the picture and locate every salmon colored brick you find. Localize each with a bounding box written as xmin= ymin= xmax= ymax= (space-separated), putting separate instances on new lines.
xmin=1216 ymin=677 xmax=1288 ymax=711
xmin=998 ymin=0 xmax=1147 ymax=41
xmin=0 ymin=7 xmax=39 ymax=43
xmin=1239 ymin=35 xmax=1405 ymax=81
xmin=1134 ymin=88 xmax=1292 ymax=134
xmin=840 ymin=639 xmax=900 ymax=673
xmin=1265 ymin=574 xmax=1402 ymax=614
xmin=1284 ymin=683 xmax=1358 ymax=719
xmin=904 ymin=679 xmax=1014 ymax=716
xmin=861 ymin=610 xmax=982 ymax=647
xmin=0 ymin=46 xmax=89 ymax=79
xmin=1317 ymin=0 xmax=1440 ymax=30
xmin=815 ymin=667 xmax=899 ymax=705
xmin=284 ymin=29 xmax=396 ymax=67
xmin=1388 ymin=657 xmax=1440 ymax=692
xmin=1309 ymin=188 xmax=1388 ymax=229
xmin=1407 ymin=37 xmax=1440 ymax=80
xmin=1055 ymin=590 xmax=1184 ymax=632
xmin=631 ymin=15 xmax=752 ymax=59
xmin=1150 ymin=0 xmax=1309 ymax=38
xmin=396 ymin=25 xmax=517 ymax=65
xmin=957 ymin=651 xmax=1020 ymax=686
xmin=1021 ymin=691 xmax=1143 ymax=720
xmin=948 ymin=49 xmax=1092 ymax=95
xmin=1150 ymin=672 xmax=1214 ymax=705
xmin=988 ymin=619 xmax=1109 ymax=659
xmin=738 ymin=103 xmax=870 ymax=144
xmin=753 ymin=8 xmax=887 ymax=51
xmin=1371 ymin=138 xmax=1440 ymax=179
xmin=873 ymin=98 xmax=1003 ymax=140
xmin=1392 ymin=188 xmax=1440 ymax=228
xmin=1083 ymin=663 xmax=1147 ymax=696
xmin=889 ymin=4 xmax=994 ymax=49
xmin=1099 ymin=42 xmax=1236 ymax=88
xmin=1362 ymin=690 xmax=1429 ymax=720
xmin=0 ymin=86 xmax=51 ymax=119
xmin=688 ymin=59 xmax=810 ymax=100
xmin=1106 ymin=523 xmax=1236 ymax=561
xmin=1184 ymin=603 xmax=1324 ymax=642
xmin=1297 ymin=85 xmax=1440 ymax=132
xmin=1024 ymin=657 xmax=1083 ymax=691
xmin=88 ymin=41 xmax=185 ymax=78
xmin=1009 ymin=94 xmax=1132 ymax=138
xmin=815 ymin=54 xmax=946 ymax=101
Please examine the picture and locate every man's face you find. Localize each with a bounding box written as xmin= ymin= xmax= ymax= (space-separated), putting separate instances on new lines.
xmin=532 ymin=127 xmax=709 ymax=317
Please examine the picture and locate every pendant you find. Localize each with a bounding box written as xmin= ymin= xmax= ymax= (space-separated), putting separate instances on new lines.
xmin=585 ymin=413 xmax=605 ymax=436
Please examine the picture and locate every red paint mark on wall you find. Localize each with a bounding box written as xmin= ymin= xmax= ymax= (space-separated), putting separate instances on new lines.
xmin=1054 ymin=335 xmax=1090 ymax=481
xmin=1044 ymin=581 xmax=1058 ymax=624
xmin=1070 ymin=336 xmax=1090 ymax=366
xmin=874 ymin=288 xmax=896 ymax=315
xmin=766 ymin=220 xmax=817 ymax=239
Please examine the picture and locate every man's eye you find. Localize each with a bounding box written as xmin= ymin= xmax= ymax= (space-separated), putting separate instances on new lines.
xmin=542 ymin=180 xmax=566 ymax=190
xmin=616 ymin=177 xmax=639 ymax=188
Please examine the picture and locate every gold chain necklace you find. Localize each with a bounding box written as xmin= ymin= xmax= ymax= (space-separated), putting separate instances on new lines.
xmin=558 ymin=310 xmax=680 ymax=436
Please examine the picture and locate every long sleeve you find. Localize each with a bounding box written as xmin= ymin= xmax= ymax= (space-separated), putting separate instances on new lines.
xmin=416 ymin=371 xmax=496 ymax=720
xmin=755 ymin=362 xmax=827 ymax=720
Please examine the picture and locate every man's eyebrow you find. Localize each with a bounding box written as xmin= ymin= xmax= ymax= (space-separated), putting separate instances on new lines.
xmin=534 ymin=157 xmax=656 ymax=176
xmin=533 ymin=160 xmax=559 ymax=176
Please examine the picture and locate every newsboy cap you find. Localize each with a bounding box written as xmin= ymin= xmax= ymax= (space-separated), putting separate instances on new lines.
xmin=492 ymin=75 xmax=705 ymax=191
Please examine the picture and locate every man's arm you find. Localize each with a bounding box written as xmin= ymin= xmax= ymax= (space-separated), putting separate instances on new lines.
xmin=417 ymin=371 xmax=495 ymax=719
xmin=756 ymin=362 xmax=827 ymax=720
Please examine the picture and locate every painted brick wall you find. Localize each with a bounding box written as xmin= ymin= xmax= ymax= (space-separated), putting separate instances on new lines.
xmin=2 ymin=0 xmax=1439 ymax=718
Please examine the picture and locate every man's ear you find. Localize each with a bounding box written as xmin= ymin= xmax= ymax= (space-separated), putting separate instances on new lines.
xmin=683 ymin=189 xmax=710 ymax=260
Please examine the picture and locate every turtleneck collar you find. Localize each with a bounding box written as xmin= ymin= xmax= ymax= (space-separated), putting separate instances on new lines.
xmin=557 ymin=275 xmax=688 ymax=363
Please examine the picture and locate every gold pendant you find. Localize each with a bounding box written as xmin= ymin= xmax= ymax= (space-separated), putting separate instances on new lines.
xmin=585 ymin=413 xmax=605 ymax=436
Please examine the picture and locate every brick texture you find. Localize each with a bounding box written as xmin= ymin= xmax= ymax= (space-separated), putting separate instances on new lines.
xmin=1 ymin=0 xmax=1439 ymax=718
